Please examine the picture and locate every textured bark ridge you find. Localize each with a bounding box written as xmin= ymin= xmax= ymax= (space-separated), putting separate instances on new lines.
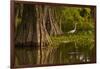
xmin=15 ymin=4 xmax=63 ymax=46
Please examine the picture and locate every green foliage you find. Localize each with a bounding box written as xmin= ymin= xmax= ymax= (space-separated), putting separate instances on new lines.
xmin=51 ymin=32 xmax=94 ymax=51
xmin=56 ymin=7 xmax=94 ymax=32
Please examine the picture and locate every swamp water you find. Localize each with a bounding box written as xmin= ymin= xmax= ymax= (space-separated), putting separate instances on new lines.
xmin=15 ymin=38 xmax=95 ymax=66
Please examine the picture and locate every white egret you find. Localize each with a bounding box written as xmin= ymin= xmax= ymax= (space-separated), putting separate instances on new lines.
xmin=68 ymin=23 xmax=77 ymax=34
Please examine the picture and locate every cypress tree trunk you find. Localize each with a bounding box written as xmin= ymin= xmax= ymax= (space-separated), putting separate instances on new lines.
xmin=48 ymin=7 xmax=63 ymax=36
xmin=15 ymin=4 xmax=63 ymax=65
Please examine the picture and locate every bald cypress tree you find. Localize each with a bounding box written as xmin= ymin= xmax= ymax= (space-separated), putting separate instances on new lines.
xmin=15 ymin=3 xmax=63 ymax=65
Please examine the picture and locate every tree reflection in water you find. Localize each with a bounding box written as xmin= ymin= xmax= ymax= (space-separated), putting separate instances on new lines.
xmin=15 ymin=41 xmax=95 ymax=66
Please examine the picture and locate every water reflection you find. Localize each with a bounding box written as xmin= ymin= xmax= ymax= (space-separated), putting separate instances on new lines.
xmin=15 ymin=41 xmax=95 ymax=66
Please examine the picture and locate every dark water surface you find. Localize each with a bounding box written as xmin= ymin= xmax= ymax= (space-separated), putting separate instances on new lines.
xmin=15 ymin=41 xmax=95 ymax=66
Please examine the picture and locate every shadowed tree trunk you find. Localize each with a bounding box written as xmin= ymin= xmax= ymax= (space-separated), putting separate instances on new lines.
xmin=15 ymin=4 xmax=63 ymax=65
xmin=15 ymin=4 xmax=38 ymax=65
xmin=15 ymin=4 xmax=63 ymax=47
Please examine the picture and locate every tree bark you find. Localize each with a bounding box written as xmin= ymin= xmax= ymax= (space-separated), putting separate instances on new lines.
xmin=15 ymin=4 xmax=63 ymax=64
